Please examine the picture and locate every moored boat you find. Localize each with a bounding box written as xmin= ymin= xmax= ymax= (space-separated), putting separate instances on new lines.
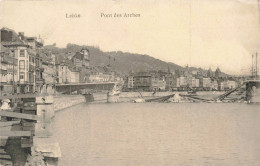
xmin=187 ymin=89 xmax=197 ymax=95
xmin=82 ymin=92 xmax=94 ymax=103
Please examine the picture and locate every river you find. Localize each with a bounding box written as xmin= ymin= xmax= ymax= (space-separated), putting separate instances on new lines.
xmin=53 ymin=102 xmax=260 ymax=166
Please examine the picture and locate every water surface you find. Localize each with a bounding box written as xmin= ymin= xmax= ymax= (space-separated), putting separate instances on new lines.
xmin=53 ymin=103 xmax=260 ymax=166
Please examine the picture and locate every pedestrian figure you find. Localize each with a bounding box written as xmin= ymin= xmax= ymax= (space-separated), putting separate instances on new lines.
xmin=152 ymin=89 xmax=157 ymax=96
xmin=0 ymin=99 xmax=11 ymax=121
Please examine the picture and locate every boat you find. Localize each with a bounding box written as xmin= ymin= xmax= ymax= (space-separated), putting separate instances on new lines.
xmin=187 ymin=89 xmax=197 ymax=95
xmin=133 ymin=98 xmax=145 ymax=103
xmin=81 ymin=89 xmax=94 ymax=103
xmin=82 ymin=92 xmax=94 ymax=103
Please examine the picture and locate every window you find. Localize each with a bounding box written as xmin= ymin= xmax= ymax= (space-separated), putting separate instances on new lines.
xmin=20 ymin=50 xmax=25 ymax=57
xmin=36 ymin=59 xmax=39 ymax=66
xmin=20 ymin=72 xmax=24 ymax=79
xmin=19 ymin=60 xmax=25 ymax=69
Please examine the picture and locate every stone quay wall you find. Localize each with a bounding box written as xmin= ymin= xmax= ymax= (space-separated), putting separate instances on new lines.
xmin=54 ymin=95 xmax=85 ymax=112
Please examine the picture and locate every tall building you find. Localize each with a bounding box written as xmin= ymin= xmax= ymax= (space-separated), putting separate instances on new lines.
xmin=0 ymin=44 xmax=18 ymax=85
xmin=24 ymin=35 xmax=44 ymax=92
xmin=70 ymin=47 xmax=90 ymax=83
xmin=0 ymin=27 xmax=44 ymax=93
xmin=57 ymin=62 xmax=69 ymax=83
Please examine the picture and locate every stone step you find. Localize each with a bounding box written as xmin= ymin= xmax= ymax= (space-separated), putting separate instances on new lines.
xmin=0 ymin=148 xmax=12 ymax=166
xmin=0 ymin=159 xmax=13 ymax=166
xmin=0 ymin=154 xmax=11 ymax=160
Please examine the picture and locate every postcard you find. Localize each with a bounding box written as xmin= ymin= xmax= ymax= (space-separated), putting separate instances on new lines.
xmin=0 ymin=0 xmax=260 ymax=166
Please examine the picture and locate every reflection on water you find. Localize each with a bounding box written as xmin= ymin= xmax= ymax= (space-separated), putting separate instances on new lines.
xmin=53 ymin=103 xmax=260 ymax=166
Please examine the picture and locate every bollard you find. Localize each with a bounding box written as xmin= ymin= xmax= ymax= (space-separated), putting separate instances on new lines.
xmin=34 ymin=96 xmax=54 ymax=137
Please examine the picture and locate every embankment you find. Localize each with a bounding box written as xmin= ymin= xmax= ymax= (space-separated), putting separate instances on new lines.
xmin=52 ymin=91 xmax=225 ymax=110
xmin=120 ymin=92 xmax=174 ymax=98
xmin=54 ymin=95 xmax=85 ymax=112
xmin=52 ymin=92 xmax=175 ymax=107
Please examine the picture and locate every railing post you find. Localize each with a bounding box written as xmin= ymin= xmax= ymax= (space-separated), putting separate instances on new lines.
xmin=35 ymin=96 xmax=53 ymax=137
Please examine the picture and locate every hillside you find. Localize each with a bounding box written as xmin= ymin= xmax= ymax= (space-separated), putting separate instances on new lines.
xmin=45 ymin=44 xmax=184 ymax=74
xmin=44 ymin=43 xmax=228 ymax=76
xmin=105 ymin=51 xmax=184 ymax=74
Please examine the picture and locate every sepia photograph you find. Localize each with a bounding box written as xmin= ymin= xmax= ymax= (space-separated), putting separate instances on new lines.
xmin=0 ymin=0 xmax=260 ymax=165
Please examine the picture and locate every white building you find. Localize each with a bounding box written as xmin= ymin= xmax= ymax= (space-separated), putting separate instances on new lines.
xmin=3 ymin=45 xmax=30 ymax=85
xmin=127 ymin=76 xmax=134 ymax=88
xmin=179 ymin=76 xmax=188 ymax=87
xmin=202 ymin=77 xmax=211 ymax=88
xmin=191 ymin=77 xmax=199 ymax=88
xmin=88 ymin=73 xmax=111 ymax=83
xmin=67 ymin=69 xmax=80 ymax=83
xmin=211 ymin=80 xmax=218 ymax=90
xmin=220 ymin=80 xmax=237 ymax=90
xmin=151 ymin=76 xmax=166 ymax=90
xmin=57 ymin=63 xmax=68 ymax=83
xmin=227 ymin=80 xmax=237 ymax=89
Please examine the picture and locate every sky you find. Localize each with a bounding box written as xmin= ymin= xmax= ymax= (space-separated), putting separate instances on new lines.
xmin=0 ymin=0 xmax=260 ymax=75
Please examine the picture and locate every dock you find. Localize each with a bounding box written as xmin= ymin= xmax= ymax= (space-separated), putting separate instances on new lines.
xmin=0 ymin=95 xmax=61 ymax=166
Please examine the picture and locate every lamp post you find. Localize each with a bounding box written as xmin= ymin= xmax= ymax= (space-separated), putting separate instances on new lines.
xmin=33 ymin=54 xmax=36 ymax=93
xmin=0 ymin=54 xmax=3 ymax=97
xmin=11 ymin=49 xmax=15 ymax=94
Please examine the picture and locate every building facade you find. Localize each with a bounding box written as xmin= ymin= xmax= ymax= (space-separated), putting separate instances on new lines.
xmin=151 ymin=76 xmax=166 ymax=90
xmin=0 ymin=27 xmax=45 ymax=93
xmin=202 ymin=77 xmax=211 ymax=88
xmin=0 ymin=45 xmax=18 ymax=85
xmin=127 ymin=76 xmax=134 ymax=89
xmin=67 ymin=68 xmax=80 ymax=83
xmin=57 ymin=63 xmax=69 ymax=84
xmin=191 ymin=77 xmax=200 ymax=88
xmin=133 ymin=72 xmax=152 ymax=90
xmin=71 ymin=48 xmax=90 ymax=70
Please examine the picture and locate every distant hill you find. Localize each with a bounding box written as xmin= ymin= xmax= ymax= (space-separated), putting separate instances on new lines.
xmin=44 ymin=43 xmax=228 ymax=76
xmin=105 ymin=51 xmax=184 ymax=74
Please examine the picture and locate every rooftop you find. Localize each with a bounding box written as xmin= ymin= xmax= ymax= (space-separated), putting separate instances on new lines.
xmin=73 ymin=52 xmax=85 ymax=60
xmin=0 ymin=43 xmax=8 ymax=53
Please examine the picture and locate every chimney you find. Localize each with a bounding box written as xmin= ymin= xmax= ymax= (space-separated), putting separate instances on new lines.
xmin=18 ymin=32 xmax=24 ymax=40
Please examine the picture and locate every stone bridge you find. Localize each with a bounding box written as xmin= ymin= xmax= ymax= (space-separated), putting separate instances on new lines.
xmin=55 ymin=82 xmax=117 ymax=94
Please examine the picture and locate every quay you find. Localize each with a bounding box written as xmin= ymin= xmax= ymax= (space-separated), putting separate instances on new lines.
xmin=0 ymin=92 xmax=87 ymax=166
xmin=0 ymin=94 xmax=91 ymax=166
xmin=0 ymin=95 xmax=61 ymax=166
xmin=0 ymin=82 xmax=116 ymax=166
